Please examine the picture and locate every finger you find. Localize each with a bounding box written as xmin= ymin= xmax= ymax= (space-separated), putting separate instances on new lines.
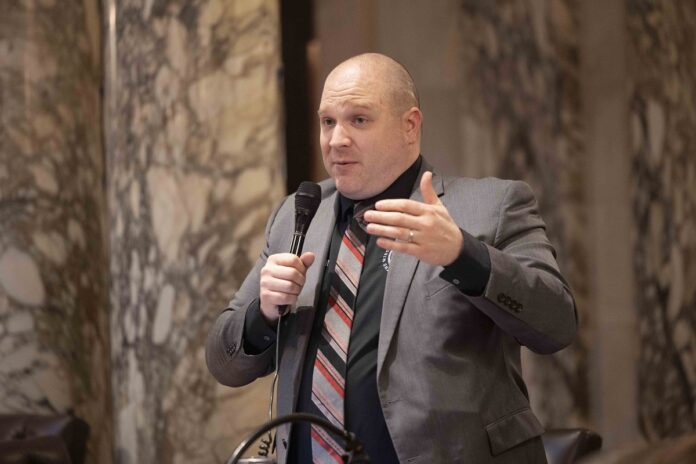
xmin=373 ymin=198 xmax=427 ymax=215
xmin=299 ymin=252 xmax=316 ymax=269
xmin=375 ymin=237 xmax=420 ymax=255
xmin=263 ymin=277 xmax=302 ymax=295
xmin=366 ymin=223 xmax=412 ymax=242
xmin=261 ymin=288 xmax=298 ymax=306
xmin=420 ymin=171 xmax=440 ymax=205
xmin=364 ymin=210 xmax=419 ymax=229
xmin=269 ymin=253 xmax=306 ymax=271
xmin=263 ymin=265 xmax=306 ymax=287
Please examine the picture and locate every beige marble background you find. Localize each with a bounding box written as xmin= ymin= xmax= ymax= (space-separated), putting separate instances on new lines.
xmin=456 ymin=0 xmax=590 ymax=428
xmin=628 ymin=0 xmax=696 ymax=440
xmin=103 ymin=0 xmax=285 ymax=462
xmin=0 ymin=1 xmax=112 ymax=462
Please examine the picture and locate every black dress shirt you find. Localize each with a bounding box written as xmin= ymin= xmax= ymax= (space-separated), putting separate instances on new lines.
xmin=243 ymin=156 xmax=492 ymax=463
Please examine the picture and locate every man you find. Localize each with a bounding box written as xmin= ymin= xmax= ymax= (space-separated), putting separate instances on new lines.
xmin=206 ymin=53 xmax=577 ymax=463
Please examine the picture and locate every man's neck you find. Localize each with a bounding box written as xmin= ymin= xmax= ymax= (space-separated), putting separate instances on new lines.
xmin=339 ymin=155 xmax=423 ymax=222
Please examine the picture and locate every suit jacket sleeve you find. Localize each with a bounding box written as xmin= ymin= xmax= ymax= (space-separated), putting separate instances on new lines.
xmin=465 ymin=180 xmax=578 ymax=354
xmin=205 ymin=197 xmax=290 ymax=387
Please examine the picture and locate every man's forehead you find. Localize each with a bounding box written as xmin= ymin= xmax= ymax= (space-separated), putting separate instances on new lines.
xmin=319 ymin=79 xmax=384 ymax=111
xmin=318 ymin=95 xmax=378 ymax=114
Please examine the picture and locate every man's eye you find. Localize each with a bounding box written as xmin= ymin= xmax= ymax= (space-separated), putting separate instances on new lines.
xmin=322 ymin=118 xmax=335 ymax=126
xmin=354 ymin=116 xmax=367 ymax=124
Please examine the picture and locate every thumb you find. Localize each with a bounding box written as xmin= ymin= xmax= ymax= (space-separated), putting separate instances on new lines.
xmin=299 ymin=252 xmax=316 ymax=270
xmin=420 ymin=171 xmax=439 ymax=205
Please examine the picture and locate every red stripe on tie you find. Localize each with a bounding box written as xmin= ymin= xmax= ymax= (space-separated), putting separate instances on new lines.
xmin=335 ymin=260 xmax=359 ymax=291
xmin=311 ymin=390 xmax=343 ymax=426
xmin=315 ymin=355 xmax=344 ymax=397
xmin=330 ymin=299 xmax=352 ymax=327
xmin=327 ymin=294 xmax=337 ymax=310
xmin=326 ymin=294 xmax=353 ymax=330
xmin=316 ymin=351 xmax=344 ymax=389
xmin=311 ymin=428 xmax=344 ymax=463
xmin=342 ymin=234 xmax=364 ymax=264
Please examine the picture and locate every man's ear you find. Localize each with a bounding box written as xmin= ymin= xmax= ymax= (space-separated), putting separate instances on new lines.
xmin=402 ymin=107 xmax=422 ymax=144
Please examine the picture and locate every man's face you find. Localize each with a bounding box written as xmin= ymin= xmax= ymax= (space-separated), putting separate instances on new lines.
xmin=318 ymin=66 xmax=415 ymax=200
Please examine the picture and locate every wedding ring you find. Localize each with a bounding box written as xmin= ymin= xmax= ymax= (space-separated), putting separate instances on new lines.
xmin=407 ymin=229 xmax=414 ymax=243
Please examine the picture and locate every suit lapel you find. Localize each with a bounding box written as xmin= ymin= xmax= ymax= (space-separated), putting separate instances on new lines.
xmin=280 ymin=189 xmax=338 ymax=411
xmin=377 ymin=164 xmax=445 ymax=377
xmin=296 ymin=192 xmax=337 ymax=309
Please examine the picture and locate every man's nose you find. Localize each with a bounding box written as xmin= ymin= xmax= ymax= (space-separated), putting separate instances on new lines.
xmin=328 ymin=123 xmax=351 ymax=148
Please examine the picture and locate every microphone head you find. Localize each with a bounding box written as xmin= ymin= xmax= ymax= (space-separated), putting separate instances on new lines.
xmin=295 ymin=181 xmax=321 ymax=222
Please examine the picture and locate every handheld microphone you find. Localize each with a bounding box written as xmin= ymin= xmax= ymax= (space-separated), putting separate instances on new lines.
xmin=279 ymin=181 xmax=321 ymax=315
xmin=289 ymin=181 xmax=322 ymax=254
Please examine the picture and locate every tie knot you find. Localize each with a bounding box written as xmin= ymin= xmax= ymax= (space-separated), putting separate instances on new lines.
xmin=352 ymin=201 xmax=373 ymax=233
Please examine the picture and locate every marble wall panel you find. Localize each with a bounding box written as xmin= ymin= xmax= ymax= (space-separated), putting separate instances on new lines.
xmin=628 ymin=0 xmax=696 ymax=439
xmin=0 ymin=1 xmax=112 ymax=463
xmin=457 ymin=0 xmax=589 ymax=426
xmin=104 ymin=0 xmax=285 ymax=462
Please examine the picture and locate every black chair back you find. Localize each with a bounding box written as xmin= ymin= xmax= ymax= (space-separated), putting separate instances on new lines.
xmin=542 ymin=428 xmax=602 ymax=464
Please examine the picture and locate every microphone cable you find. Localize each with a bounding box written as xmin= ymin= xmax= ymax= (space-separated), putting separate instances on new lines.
xmin=256 ymin=315 xmax=283 ymax=457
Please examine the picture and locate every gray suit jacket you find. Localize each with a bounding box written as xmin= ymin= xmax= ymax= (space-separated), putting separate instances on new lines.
xmin=206 ymin=162 xmax=577 ymax=463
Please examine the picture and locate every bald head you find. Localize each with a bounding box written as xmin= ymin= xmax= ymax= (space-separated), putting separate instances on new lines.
xmin=325 ymin=53 xmax=420 ymax=115
xmin=318 ymin=53 xmax=423 ymax=199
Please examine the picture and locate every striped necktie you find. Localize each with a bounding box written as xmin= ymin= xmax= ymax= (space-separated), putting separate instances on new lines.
xmin=310 ymin=209 xmax=367 ymax=463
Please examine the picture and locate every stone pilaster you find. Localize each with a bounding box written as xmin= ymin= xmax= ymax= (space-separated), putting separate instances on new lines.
xmin=628 ymin=0 xmax=696 ymax=439
xmin=0 ymin=1 xmax=112 ymax=462
xmin=582 ymin=0 xmax=639 ymax=449
xmin=457 ymin=0 xmax=589 ymax=427
xmin=103 ymin=0 xmax=285 ymax=461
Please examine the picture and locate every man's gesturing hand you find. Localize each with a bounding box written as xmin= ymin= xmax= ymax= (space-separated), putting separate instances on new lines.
xmin=364 ymin=171 xmax=463 ymax=266
xmin=259 ymin=252 xmax=315 ymax=324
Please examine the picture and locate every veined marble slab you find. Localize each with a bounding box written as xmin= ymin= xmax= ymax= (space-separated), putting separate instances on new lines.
xmin=458 ymin=0 xmax=590 ymax=428
xmin=0 ymin=1 xmax=112 ymax=463
xmin=104 ymin=0 xmax=285 ymax=462
xmin=628 ymin=0 xmax=696 ymax=439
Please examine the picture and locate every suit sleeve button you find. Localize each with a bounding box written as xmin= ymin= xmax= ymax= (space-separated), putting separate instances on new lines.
xmin=452 ymin=278 xmax=460 ymax=285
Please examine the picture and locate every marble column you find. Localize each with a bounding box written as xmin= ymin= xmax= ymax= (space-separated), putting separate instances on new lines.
xmin=582 ymin=0 xmax=640 ymax=450
xmin=104 ymin=0 xmax=285 ymax=462
xmin=628 ymin=0 xmax=696 ymax=439
xmin=0 ymin=1 xmax=112 ymax=463
xmin=457 ymin=0 xmax=590 ymax=427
